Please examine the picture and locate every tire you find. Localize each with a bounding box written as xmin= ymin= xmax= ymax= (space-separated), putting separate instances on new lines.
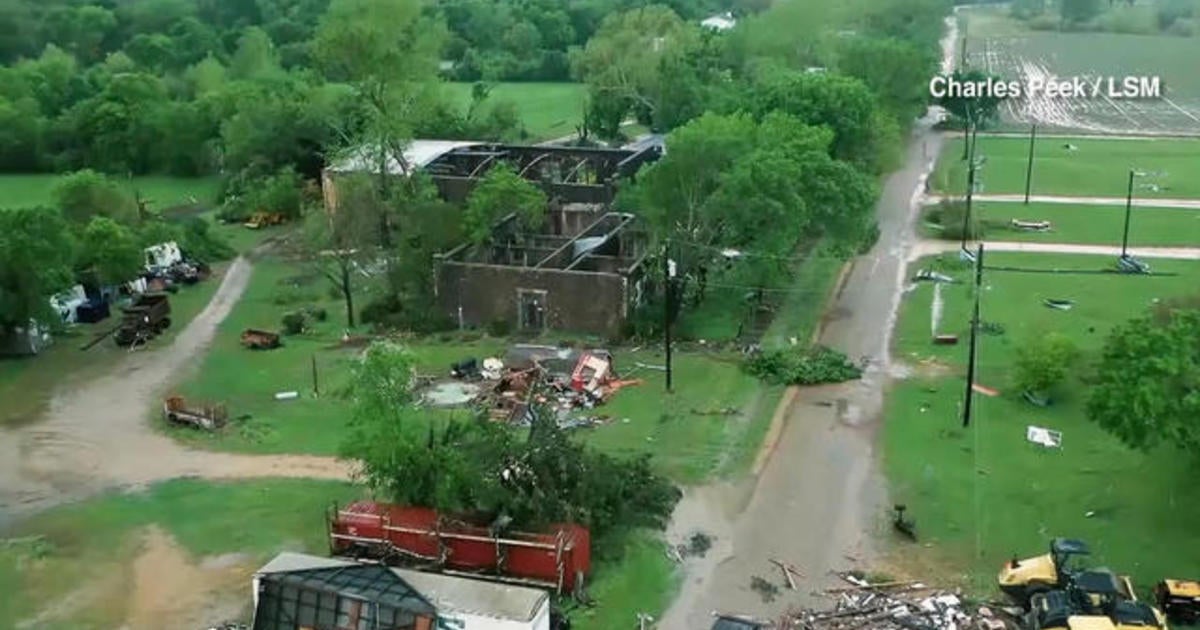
xmin=158 ymin=317 xmax=172 ymax=331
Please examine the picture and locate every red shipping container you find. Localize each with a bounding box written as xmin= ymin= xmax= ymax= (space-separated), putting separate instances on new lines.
xmin=328 ymin=501 xmax=591 ymax=594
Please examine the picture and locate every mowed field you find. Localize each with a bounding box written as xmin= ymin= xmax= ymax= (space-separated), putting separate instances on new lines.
xmin=0 ymin=174 xmax=221 ymax=211
xmin=932 ymin=136 xmax=1200 ymax=198
xmin=886 ymin=252 xmax=1200 ymax=593
xmin=444 ymin=81 xmax=587 ymax=140
xmin=971 ymin=202 xmax=1200 ymax=247
xmin=961 ymin=6 xmax=1200 ymax=134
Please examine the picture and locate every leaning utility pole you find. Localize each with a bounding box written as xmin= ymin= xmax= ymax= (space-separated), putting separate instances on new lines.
xmin=1121 ymin=169 xmax=1136 ymax=258
xmin=961 ymin=157 xmax=978 ymax=253
xmin=962 ymin=243 xmax=984 ymax=428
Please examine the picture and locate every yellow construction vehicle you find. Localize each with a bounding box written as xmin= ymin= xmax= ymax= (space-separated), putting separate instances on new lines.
xmin=1155 ymin=580 xmax=1200 ymax=625
xmin=1027 ymin=581 xmax=1168 ymax=630
xmin=1000 ymin=538 xmax=1093 ymax=605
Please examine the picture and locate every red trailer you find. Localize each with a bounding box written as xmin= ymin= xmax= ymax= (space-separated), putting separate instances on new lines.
xmin=327 ymin=501 xmax=591 ymax=595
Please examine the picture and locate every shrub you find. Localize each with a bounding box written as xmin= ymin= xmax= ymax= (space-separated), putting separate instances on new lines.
xmin=1014 ymin=333 xmax=1079 ymax=398
xmin=926 ymin=200 xmax=984 ymax=241
xmin=281 ymin=311 xmax=307 ymax=335
xmin=304 ymin=305 xmax=328 ymax=322
xmin=360 ymin=295 xmax=455 ymax=334
xmin=181 ymin=218 xmax=235 ymax=262
xmin=487 ymin=318 xmax=512 ymax=337
xmin=1028 ymin=14 xmax=1060 ymax=30
xmin=743 ymin=345 xmax=863 ymax=385
xmin=1098 ymin=6 xmax=1157 ymax=34
xmin=1157 ymin=0 xmax=1195 ymax=30
xmin=1167 ymin=17 xmax=1197 ymax=35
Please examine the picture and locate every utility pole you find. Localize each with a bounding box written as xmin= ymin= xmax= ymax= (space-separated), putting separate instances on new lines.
xmin=1023 ymin=124 xmax=1037 ymax=204
xmin=663 ymin=238 xmax=674 ymax=393
xmin=961 ymin=158 xmax=977 ymax=253
xmin=1121 ymin=169 xmax=1136 ymax=258
xmin=962 ymin=243 xmax=984 ymax=428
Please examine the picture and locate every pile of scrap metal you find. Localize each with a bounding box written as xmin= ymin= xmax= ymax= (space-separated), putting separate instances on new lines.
xmin=447 ymin=344 xmax=642 ymax=426
xmin=775 ymin=583 xmax=1015 ymax=630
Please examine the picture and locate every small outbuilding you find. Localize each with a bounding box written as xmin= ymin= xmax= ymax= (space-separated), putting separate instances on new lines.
xmin=252 ymin=552 xmax=553 ymax=630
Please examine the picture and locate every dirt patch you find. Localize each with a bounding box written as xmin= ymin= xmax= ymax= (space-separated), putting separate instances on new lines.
xmin=124 ymin=526 xmax=254 ymax=630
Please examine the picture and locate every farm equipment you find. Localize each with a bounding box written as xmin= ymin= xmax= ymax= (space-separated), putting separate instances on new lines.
xmin=240 ymin=329 xmax=281 ymax=350
xmin=114 ymin=293 xmax=171 ymax=346
xmin=162 ymin=395 xmax=227 ymax=430
xmin=999 ymin=538 xmax=1092 ymax=606
xmin=1025 ymin=573 xmax=1167 ymax=630
xmin=327 ymin=501 xmax=591 ymax=595
xmin=243 ymin=212 xmax=286 ymax=229
xmin=1155 ymin=579 xmax=1200 ymax=624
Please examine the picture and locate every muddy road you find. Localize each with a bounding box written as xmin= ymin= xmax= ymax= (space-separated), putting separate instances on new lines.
xmin=0 ymin=257 xmax=352 ymax=530
xmin=658 ymin=116 xmax=948 ymax=628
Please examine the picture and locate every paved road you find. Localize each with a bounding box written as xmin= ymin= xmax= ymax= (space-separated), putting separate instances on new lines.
xmin=912 ymin=240 xmax=1200 ymax=261
xmin=659 ymin=115 xmax=947 ymax=629
xmin=924 ymin=193 xmax=1200 ymax=209
xmin=0 ymin=257 xmax=351 ymax=531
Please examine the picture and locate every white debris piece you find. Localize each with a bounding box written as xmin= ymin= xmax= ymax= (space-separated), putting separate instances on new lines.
xmin=1026 ymin=425 xmax=1063 ymax=448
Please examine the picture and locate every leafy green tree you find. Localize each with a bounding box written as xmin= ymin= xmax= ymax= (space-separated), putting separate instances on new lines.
xmin=837 ymin=36 xmax=935 ymax=123
xmin=1014 ymin=332 xmax=1079 ymax=398
xmin=52 ymin=170 xmax=138 ymax=224
xmin=78 ymin=216 xmax=143 ymax=285
xmin=1061 ymin=0 xmax=1103 ymax=24
xmin=228 ymin=26 xmax=281 ymax=79
xmin=0 ymin=207 xmax=75 ymax=334
xmin=1087 ymin=301 xmax=1200 ymax=453
xmin=570 ymin=6 xmax=699 ymax=135
xmin=125 ymin=33 xmax=177 ymax=72
xmin=463 ymin=164 xmax=548 ymax=244
xmin=936 ymin=69 xmax=1006 ymax=128
xmin=65 ymin=72 xmax=170 ymax=174
xmin=0 ymin=95 xmax=42 ymax=170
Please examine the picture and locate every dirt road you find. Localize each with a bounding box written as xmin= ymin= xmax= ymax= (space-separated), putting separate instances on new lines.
xmin=912 ymin=240 xmax=1200 ymax=261
xmin=658 ymin=113 xmax=948 ymax=629
xmin=924 ymin=193 xmax=1200 ymax=209
xmin=0 ymin=257 xmax=352 ymax=530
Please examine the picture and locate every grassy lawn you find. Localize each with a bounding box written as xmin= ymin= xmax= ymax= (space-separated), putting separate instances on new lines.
xmin=0 ymin=174 xmax=221 ymax=210
xmin=569 ymin=531 xmax=679 ymax=630
xmin=932 ymin=137 xmax=1200 ymax=199
xmin=0 ymin=478 xmax=358 ymax=629
xmin=927 ymin=202 xmax=1200 ymax=247
xmin=171 ymin=256 xmax=781 ymax=484
xmin=885 ymin=252 xmax=1200 ymax=593
xmin=444 ymin=82 xmax=586 ymax=140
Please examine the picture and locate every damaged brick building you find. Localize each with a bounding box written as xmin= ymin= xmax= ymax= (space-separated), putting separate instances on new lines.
xmin=323 ymin=139 xmax=663 ymax=336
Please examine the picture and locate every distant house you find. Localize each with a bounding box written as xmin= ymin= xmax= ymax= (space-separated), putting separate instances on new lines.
xmin=252 ymin=552 xmax=553 ymax=630
xmin=701 ymin=12 xmax=737 ymax=31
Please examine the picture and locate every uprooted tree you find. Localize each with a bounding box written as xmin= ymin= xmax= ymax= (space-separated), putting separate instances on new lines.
xmin=341 ymin=341 xmax=681 ymax=537
xmin=1086 ymin=298 xmax=1200 ymax=455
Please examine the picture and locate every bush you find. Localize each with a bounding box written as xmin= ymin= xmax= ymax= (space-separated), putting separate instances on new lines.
xmin=1028 ymin=14 xmax=1060 ymax=30
xmin=272 ymin=287 xmax=320 ymax=306
xmin=486 ymin=318 xmax=512 ymax=337
xmin=926 ymin=200 xmax=984 ymax=241
xmin=181 ymin=218 xmax=235 ymax=262
xmin=281 ymin=311 xmax=307 ymax=335
xmin=1097 ymin=6 xmax=1157 ymax=34
xmin=360 ymin=295 xmax=455 ymax=334
xmin=1014 ymin=333 xmax=1079 ymax=398
xmin=743 ymin=345 xmax=863 ymax=385
xmin=1157 ymin=0 xmax=1195 ymax=30
xmin=304 ymin=305 xmax=328 ymax=322
xmin=1168 ymin=17 xmax=1197 ymax=35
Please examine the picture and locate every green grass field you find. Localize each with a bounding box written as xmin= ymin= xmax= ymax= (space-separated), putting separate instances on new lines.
xmin=927 ymin=202 xmax=1200 ymax=247
xmin=0 ymin=478 xmax=357 ymax=629
xmin=0 ymin=174 xmax=221 ymax=211
xmin=886 ymin=252 xmax=1200 ymax=593
xmin=933 ymin=137 xmax=1200 ymax=199
xmin=444 ymin=82 xmax=586 ymax=140
xmin=172 ymin=255 xmax=780 ymax=484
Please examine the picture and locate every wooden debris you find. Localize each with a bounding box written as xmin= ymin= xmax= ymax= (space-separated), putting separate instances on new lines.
xmin=771 ymin=559 xmax=797 ymax=590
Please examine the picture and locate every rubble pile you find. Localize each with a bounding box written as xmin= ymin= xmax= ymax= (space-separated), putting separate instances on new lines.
xmin=778 ymin=579 xmax=1014 ymax=630
xmin=429 ymin=344 xmax=644 ymax=428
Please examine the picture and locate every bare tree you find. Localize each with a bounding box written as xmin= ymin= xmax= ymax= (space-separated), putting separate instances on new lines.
xmin=305 ymin=174 xmax=382 ymax=327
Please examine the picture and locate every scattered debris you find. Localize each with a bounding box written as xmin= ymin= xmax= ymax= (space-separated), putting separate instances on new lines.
xmin=1117 ymin=255 xmax=1151 ymax=275
xmin=971 ymin=383 xmax=1000 ymax=397
xmin=914 ymin=269 xmax=957 ymax=283
xmin=892 ymin=505 xmax=917 ymax=542
xmin=1026 ymin=425 xmax=1063 ymax=449
xmin=240 ymin=328 xmax=281 ymax=350
xmin=274 ymin=391 xmax=299 ymax=401
xmin=1043 ymin=298 xmax=1075 ymax=311
xmin=1010 ymin=219 xmax=1052 ymax=232
xmin=691 ymin=407 xmax=738 ymax=416
xmin=481 ymin=357 xmax=504 ymax=380
xmin=162 ymin=395 xmax=227 ymax=430
xmin=778 ymin=577 xmax=1016 ymax=629
xmin=1021 ymin=390 xmax=1051 ymax=407
xmin=1063 ymin=143 xmax=1078 ymax=151
xmin=770 ymin=559 xmax=804 ymax=590
xmin=933 ymin=334 xmax=959 ymax=345
xmin=979 ymin=321 xmax=1005 ymax=336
